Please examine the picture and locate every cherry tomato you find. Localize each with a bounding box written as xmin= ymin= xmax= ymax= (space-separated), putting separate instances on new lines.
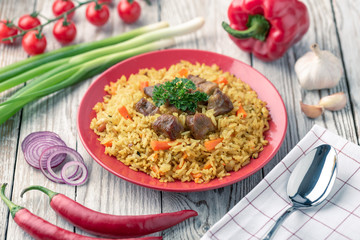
xmin=52 ymin=0 xmax=75 ymax=19
xmin=0 ymin=20 xmax=18 ymax=44
xmin=22 ymin=30 xmax=47 ymax=55
xmin=117 ymin=0 xmax=141 ymax=24
xmin=18 ymin=14 xmax=41 ymax=30
xmin=53 ymin=18 xmax=77 ymax=44
xmin=86 ymin=2 xmax=110 ymax=26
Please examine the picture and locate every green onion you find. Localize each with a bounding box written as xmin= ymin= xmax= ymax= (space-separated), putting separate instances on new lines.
xmin=0 ymin=16 xmax=205 ymax=125
xmin=0 ymin=58 xmax=69 ymax=92
xmin=0 ymin=21 xmax=169 ymax=83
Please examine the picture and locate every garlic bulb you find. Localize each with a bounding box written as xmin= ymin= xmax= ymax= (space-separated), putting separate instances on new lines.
xmin=295 ymin=44 xmax=343 ymax=90
xmin=318 ymin=92 xmax=347 ymax=111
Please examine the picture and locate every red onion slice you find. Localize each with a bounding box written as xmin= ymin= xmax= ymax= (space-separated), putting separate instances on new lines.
xmin=61 ymin=161 xmax=88 ymax=186
xmin=22 ymin=131 xmax=88 ymax=186
xmin=39 ymin=152 xmax=65 ymax=184
xmin=21 ymin=131 xmax=61 ymax=152
xmin=23 ymin=135 xmax=67 ymax=169
xmin=40 ymin=146 xmax=86 ymax=185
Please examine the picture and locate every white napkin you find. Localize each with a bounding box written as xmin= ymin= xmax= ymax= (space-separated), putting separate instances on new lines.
xmin=202 ymin=124 xmax=360 ymax=240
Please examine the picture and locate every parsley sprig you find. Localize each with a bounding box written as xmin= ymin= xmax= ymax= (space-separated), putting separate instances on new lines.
xmin=152 ymin=78 xmax=209 ymax=112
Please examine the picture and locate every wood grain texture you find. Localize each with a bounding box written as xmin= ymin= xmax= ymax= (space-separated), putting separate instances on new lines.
xmin=0 ymin=1 xmax=36 ymax=240
xmin=0 ymin=0 xmax=359 ymax=239
xmin=73 ymin=1 xmax=163 ymax=237
xmin=332 ymin=0 xmax=360 ymax=144
xmin=5 ymin=0 xmax=80 ymax=238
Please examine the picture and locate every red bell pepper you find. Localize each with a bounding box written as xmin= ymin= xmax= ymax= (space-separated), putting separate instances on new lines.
xmin=222 ymin=0 xmax=310 ymax=61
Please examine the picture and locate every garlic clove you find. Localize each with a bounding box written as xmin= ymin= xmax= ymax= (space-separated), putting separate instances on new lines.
xmin=295 ymin=44 xmax=343 ymax=90
xmin=300 ymin=101 xmax=324 ymax=118
xmin=318 ymin=92 xmax=347 ymax=111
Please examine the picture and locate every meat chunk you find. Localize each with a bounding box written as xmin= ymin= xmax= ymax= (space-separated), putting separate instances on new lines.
xmin=188 ymin=75 xmax=206 ymax=87
xmin=198 ymin=81 xmax=219 ymax=95
xmin=143 ymin=84 xmax=161 ymax=98
xmin=135 ymin=98 xmax=160 ymax=116
xmin=165 ymin=104 xmax=182 ymax=114
xmin=152 ymin=114 xmax=184 ymax=140
xmin=143 ymin=85 xmax=155 ymax=98
xmin=186 ymin=113 xmax=216 ymax=140
xmin=207 ymin=88 xmax=234 ymax=116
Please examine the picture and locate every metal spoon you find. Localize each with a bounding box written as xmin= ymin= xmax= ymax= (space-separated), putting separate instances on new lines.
xmin=263 ymin=144 xmax=338 ymax=240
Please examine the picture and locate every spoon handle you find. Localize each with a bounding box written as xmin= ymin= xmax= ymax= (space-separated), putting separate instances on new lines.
xmin=262 ymin=206 xmax=297 ymax=240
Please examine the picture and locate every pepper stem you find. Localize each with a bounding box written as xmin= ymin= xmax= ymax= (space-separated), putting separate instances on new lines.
xmin=0 ymin=183 xmax=23 ymax=219
xmin=21 ymin=185 xmax=58 ymax=203
xmin=222 ymin=14 xmax=270 ymax=41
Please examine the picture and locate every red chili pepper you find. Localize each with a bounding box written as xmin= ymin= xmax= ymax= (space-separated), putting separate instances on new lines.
xmin=0 ymin=184 xmax=161 ymax=240
xmin=222 ymin=0 xmax=310 ymax=61
xmin=21 ymin=185 xmax=198 ymax=238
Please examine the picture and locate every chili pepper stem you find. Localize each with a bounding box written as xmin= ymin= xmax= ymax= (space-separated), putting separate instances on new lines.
xmin=222 ymin=14 xmax=270 ymax=41
xmin=0 ymin=183 xmax=23 ymax=219
xmin=21 ymin=185 xmax=58 ymax=202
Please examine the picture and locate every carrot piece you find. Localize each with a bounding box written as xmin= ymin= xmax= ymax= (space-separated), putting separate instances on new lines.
xmin=236 ymin=103 xmax=247 ymax=118
xmin=214 ymin=76 xmax=228 ymax=85
xmin=204 ymin=138 xmax=223 ymax=151
xmin=150 ymin=140 xmax=173 ymax=151
xmin=178 ymin=68 xmax=188 ymax=77
xmin=139 ymin=81 xmax=149 ymax=91
xmin=118 ymin=106 xmax=132 ymax=121
xmin=191 ymin=172 xmax=202 ymax=179
xmin=103 ymin=140 xmax=113 ymax=147
xmin=203 ymin=162 xmax=212 ymax=170
xmin=191 ymin=172 xmax=202 ymax=183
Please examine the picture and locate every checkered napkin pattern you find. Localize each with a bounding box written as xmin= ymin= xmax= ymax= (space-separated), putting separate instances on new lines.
xmin=202 ymin=125 xmax=360 ymax=240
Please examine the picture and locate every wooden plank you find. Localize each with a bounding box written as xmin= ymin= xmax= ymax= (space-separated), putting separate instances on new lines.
xmin=73 ymin=1 xmax=162 ymax=237
xmin=159 ymin=1 xmax=263 ymax=239
xmin=5 ymin=0 xmax=79 ymax=238
xmin=259 ymin=0 xmax=358 ymax=175
xmin=332 ymin=0 xmax=360 ymax=144
xmin=0 ymin=1 xmax=36 ymax=240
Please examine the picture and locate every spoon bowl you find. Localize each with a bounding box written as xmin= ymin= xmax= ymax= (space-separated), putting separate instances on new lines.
xmin=263 ymin=144 xmax=338 ymax=240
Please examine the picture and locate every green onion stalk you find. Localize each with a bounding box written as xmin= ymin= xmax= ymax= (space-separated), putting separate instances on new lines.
xmin=0 ymin=21 xmax=169 ymax=82
xmin=0 ymin=17 xmax=204 ymax=93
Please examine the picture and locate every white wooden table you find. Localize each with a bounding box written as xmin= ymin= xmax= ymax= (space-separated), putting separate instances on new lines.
xmin=1 ymin=0 xmax=359 ymax=239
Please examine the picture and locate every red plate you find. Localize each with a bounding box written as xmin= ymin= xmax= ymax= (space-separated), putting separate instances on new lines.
xmin=77 ymin=49 xmax=287 ymax=192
